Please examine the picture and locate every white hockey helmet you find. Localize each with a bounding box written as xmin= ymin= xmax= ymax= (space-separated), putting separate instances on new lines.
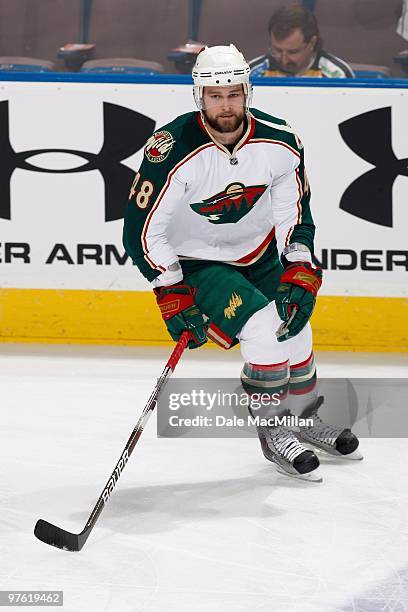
xmin=192 ymin=44 xmax=252 ymax=111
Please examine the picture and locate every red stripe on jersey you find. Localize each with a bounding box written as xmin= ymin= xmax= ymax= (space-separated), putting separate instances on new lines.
xmin=144 ymin=253 xmax=165 ymax=272
xmin=295 ymin=166 xmax=303 ymax=224
xmin=248 ymin=139 xmax=301 ymax=159
xmin=235 ymin=227 xmax=275 ymax=264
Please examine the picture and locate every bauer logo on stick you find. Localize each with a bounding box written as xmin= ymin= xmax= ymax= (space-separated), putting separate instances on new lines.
xmin=102 ymin=449 xmax=129 ymax=504
xmin=145 ymin=131 xmax=175 ymax=163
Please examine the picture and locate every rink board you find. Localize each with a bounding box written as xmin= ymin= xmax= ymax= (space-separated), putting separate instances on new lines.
xmin=0 ymin=75 xmax=407 ymax=350
xmin=1 ymin=289 xmax=407 ymax=352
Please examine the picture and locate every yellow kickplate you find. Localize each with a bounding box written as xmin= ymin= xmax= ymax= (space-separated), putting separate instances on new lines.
xmin=0 ymin=289 xmax=407 ymax=352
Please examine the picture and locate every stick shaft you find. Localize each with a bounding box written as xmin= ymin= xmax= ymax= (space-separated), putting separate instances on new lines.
xmin=84 ymin=332 xmax=190 ymax=531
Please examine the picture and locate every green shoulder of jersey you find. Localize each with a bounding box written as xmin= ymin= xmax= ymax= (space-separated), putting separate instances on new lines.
xmin=249 ymin=107 xmax=304 ymax=154
xmin=140 ymin=111 xmax=209 ymax=177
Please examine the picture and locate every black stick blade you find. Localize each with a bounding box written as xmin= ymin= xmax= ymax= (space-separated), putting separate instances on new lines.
xmin=34 ymin=519 xmax=81 ymax=551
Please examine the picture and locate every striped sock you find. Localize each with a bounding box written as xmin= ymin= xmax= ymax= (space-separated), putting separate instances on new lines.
xmin=241 ymin=360 xmax=289 ymax=418
xmin=289 ymin=352 xmax=318 ymax=415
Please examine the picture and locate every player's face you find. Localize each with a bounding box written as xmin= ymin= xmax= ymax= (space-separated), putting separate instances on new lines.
xmin=202 ymin=85 xmax=246 ymax=133
xmin=270 ymin=28 xmax=317 ymax=75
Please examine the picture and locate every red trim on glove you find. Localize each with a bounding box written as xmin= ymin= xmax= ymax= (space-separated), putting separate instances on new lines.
xmin=280 ymin=263 xmax=322 ymax=296
xmin=155 ymin=285 xmax=196 ymax=321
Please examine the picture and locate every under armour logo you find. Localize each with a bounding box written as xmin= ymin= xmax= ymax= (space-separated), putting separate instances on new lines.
xmin=0 ymin=100 xmax=155 ymax=221
xmin=339 ymin=107 xmax=408 ymax=227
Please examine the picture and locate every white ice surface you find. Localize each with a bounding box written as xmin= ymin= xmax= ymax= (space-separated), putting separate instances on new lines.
xmin=1 ymin=345 xmax=408 ymax=612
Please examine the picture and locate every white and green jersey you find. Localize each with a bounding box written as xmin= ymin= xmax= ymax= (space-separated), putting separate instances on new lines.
xmin=123 ymin=108 xmax=315 ymax=284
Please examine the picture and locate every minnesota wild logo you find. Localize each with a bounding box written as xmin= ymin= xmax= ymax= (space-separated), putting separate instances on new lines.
xmin=190 ymin=182 xmax=268 ymax=224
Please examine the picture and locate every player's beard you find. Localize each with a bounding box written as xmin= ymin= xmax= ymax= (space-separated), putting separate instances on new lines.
xmin=203 ymin=108 xmax=245 ymax=133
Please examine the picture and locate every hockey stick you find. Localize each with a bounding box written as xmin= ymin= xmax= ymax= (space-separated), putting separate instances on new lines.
xmin=34 ymin=332 xmax=191 ymax=551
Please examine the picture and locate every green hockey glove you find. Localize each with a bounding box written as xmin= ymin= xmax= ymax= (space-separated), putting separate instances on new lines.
xmin=154 ymin=284 xmax=207 ymax=349
xmin=275 ymin=262 xmax=322 ymax=342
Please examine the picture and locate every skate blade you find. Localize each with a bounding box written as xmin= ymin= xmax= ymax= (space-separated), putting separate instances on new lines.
xmin=340 ymin=449 xmax=364 ymax=461
xmin=276 ymin=466 xmax=323 ymax=483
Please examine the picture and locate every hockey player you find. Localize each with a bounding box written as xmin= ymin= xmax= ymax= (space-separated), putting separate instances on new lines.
xmin=123 ymin=44 xmax=361 ymax=482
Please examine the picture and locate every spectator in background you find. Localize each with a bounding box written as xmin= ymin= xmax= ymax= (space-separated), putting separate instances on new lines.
xmin=250 ymin=4 xmax=354 ymax=78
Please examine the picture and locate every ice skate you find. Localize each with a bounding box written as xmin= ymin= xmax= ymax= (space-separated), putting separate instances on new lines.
xmin=296 ymin=396 xmax=363 ymax=460
xmin=257 ymin=424 xmax=322 ymax=482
